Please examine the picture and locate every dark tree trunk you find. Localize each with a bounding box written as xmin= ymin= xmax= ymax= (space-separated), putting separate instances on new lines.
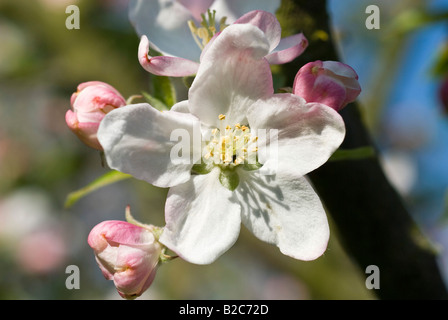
xmin=279 ymin=0 xmax=448 ymax=299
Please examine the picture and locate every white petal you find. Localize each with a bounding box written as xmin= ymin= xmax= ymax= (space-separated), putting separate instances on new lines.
xmin=266 ymin=33 xmax=308 ymax=65
xmin=189 ymin=23 xmax=273 ymax=127
xmin=170 ymin=100 xmax=190 ymax=113
xmin=236 ymin=169 xmax=329 ymax=261
xmin=129 ymin=0 xmax=202 ymax=61
xmin=160 ymin=168 xmax=241 ymax=264
xmin=233 ymin=10 xmax=282 ymax=53
xmin=98 ymin=103 xmax=200 ymax=188
xmin=138 ymin=36 xmax=199 ymax=77
xmin=210 ymin=0 xmax=281 ymax=23
xmin=247 ymin=94 xmax=346 ymax=177
xmin=177 ymin=0 xmax=215 ymax=21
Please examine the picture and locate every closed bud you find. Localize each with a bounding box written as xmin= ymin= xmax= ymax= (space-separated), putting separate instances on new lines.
xmin=66 ymin=81 xmax=126 ymax=150
xmin=293 ymin=60 xmax=361 ymax=111
xmin=87 ymin=220 xmax=162 ymax=299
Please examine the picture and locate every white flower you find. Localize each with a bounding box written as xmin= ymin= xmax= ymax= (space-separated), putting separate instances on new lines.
xmin=129 ymin=0 xmax=280 ymax=61
xmin=98 ymin=23 xmax=345 ymax=264
xmin=132 ymin=1 xmax=308 ymax=76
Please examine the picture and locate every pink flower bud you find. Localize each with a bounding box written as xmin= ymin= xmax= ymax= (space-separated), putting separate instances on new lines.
xmin=293 ymin=60 xmax=361 ymax=111
xmin=66 ymin=81 xmax=126 ymax=150
xmin=87 ymin=220 xmax=162 ymax=299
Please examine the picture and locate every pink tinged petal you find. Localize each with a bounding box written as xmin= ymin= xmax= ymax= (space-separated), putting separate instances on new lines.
xmin=138 ymin=36 xmax=199 ymax=77
xmin=129 ymin=0 xmax=202 ymax=62
xmin=298 ymin=74 xmax=348 ymax=111
xmin=113 ymin=245 xmax=160 ymax=298
xmin=76 ymin=81 xmax=124 ymax=98
xmin=87 ymin=221 xmax=161 ymax=299
xmin=65 ymin=110 xmax=103 ymax=150
xmin=198 ymin=31 xmax=220 ymax=62
xmin=177 ymin=0 xmax=215 ymax=22
xmin=73 ymin=87 xmax=125 ymax=123
xmin=68 ymin=81 xmax=126 ymax=151
xmin=293 ymin=61 xmax=361 ymax=111
xmin=322 ymin=60 xmax=358 ymax=79
xmin=236 ymin=170 xmax=330 ymax=261
xmin=234 ymin=10 xmax=282 ymax=52
xmin=210 ymin=0 xmax=281 ymax=23
xmin=322 ymin=61 xmax=361 ymax=104
xmin=266 ymin=33 xmax=308 ymax=65
xmin=88 ymin=221 xmax=155 ymax=248
xmin=70 ymin=81 xmax=126 ymax=127
xmin=95 ymin=256 xmax=115 ymax=280
xmin=159 ymin=168 xmax=241 ymax=265
xmin=189 ymin=24 xmax=273 ymax=127
xmin=65 ymin=109 xmax=79 ymax=134
xmin=116 ymin=267 xmax=158 ymax=300
xmin=247 ymin=94 xmax=346 ymax=177
xmin=97 ymin=103 xmax=201 ymax=188
xmin=292 ymin=60 xmax=323 ymax=101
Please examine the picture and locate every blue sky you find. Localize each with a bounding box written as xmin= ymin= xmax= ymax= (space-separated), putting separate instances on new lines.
xmin=328 ymin=0 xmax=448 ymax=225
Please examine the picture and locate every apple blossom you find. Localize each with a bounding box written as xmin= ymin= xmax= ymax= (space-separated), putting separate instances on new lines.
xmin=136 ymin=8 xmax=308 ymax=76
xmin=66 ymin=81 xmax=127 ymax=150
xmin=293 ymin=60 xmax=361 ymax=111
xmin=87 ymin=220 xmax=163 ymax=300
xmin=98 ymin=23 xmax=347 ymax=264
xmin=130 ymin=0 xmax=280 ymax=58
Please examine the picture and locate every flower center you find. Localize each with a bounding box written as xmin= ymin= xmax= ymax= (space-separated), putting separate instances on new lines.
xmin=188 ymin=10 xmax=228 ymax=50
xmin=192 ymin=115 xmax=263 ymax=191
xmin=203 ymin=114 xmax=259 ymax=169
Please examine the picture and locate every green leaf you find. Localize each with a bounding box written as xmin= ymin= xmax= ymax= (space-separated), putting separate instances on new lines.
xmin=64 ymin=170 xmax=132 ymax=209
xmin=329 ymin=146 xmax=376 ymax=162
xmin=219 ymin=169 xmax=240 ymax=191
xmin=151 ymin=75 xmax=177 ymax=109
xmin=142 ymin=91 xmax=169 ymax=111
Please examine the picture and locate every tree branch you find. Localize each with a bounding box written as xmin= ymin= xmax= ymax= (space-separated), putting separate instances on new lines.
xmin=279 ymin=0 xmax=448 ymax=299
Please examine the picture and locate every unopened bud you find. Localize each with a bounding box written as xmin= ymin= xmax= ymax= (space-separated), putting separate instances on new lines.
xmin=293 ymin=60 xmax=361 ymax=111
xmin=87 ymin=220 xmax=162 ymax=299
xmin=66 ymin=81 xmax=126 ymax=150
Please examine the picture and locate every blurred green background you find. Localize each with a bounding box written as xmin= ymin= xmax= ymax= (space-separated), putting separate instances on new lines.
xmin=4 ymin=0 xmax=447 ymax=300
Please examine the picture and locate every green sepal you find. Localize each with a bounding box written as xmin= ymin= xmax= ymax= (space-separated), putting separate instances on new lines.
xmin=191 ymin=161 xmax=213 ymax=175
xmin=151 ymin=75 xmax=177 ymax=109
xmin=242 ymin=161 xmax=263 ymax=171
xmin=182 ymin=76 xmax=195 ymax=89
xmin=219 ymin=169 xmax=240 ymax=191
xmin=142 ymin=91 xmax=169 ymax=111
